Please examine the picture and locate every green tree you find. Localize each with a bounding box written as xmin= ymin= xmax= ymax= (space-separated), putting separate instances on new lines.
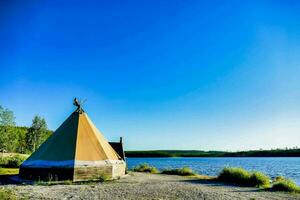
xmin=15 ymin=127 xmax=29 ymax=154
xmin=26 ymin=115 xmax=48 ymax=152
xmin=0 ymin=105 xmax=16 ymax=152
xmin=0 ymin=106 xmax=15 ymax=126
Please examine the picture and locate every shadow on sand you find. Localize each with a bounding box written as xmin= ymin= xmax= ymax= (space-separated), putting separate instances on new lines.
xmin=0 ymin=174 xmax=33 ymax=185
xmin=179 ymin=178 xmax=261 ymax=193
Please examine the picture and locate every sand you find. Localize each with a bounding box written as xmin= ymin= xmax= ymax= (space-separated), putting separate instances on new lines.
xmin=2 ymin=172 xmax=300 ymax=200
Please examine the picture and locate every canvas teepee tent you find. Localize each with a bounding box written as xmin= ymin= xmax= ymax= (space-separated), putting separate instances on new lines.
xmin=19 ymin=99 xmax=126 ymax=181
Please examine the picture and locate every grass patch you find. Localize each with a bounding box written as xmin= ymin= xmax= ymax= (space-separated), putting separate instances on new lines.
xmin=250 ymin=172 xmax=270 ymax=188
xmin=271 ymin=178 xmax=300 ymax=193
xmin=0 ymin=154 xmax=27 ymax=168
xmin=0 ymin=188 xmax=17 ymax=200
xmin=133 ymin=163 xmax=158 ymax=173
xmin=218 ymin=167 xmax=251 ymax=186
xmin=34 ymin=174 xmax=109 ymax=186
xmin=35 ymin=177 xmax=111 ymax=186
xmin=217 ymin=167 xmax=270 ymax=188
xmin=274 ymin=176 xmax=285 ymax=182
xmin=0 ymin=168 xmax=19 ymax=175
xmin=161 ymin=167 xmax=196 ymax=176
xmin=35 ymin=180 xmax=75 ymax=186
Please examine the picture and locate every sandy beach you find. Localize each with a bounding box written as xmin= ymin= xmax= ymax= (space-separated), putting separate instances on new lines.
xmin=1 ymin=172 xmax=299 ymax=200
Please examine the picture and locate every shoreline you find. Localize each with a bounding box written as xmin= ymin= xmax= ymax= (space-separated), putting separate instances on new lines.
xmin=2 ymin=172 xmax=299 ymax=200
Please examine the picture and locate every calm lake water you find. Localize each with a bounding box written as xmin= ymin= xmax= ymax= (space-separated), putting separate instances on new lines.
xmin=127 ymin=157 xmax=300 ymax=185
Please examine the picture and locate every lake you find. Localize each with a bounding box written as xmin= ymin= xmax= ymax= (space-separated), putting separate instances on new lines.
xmin=127 ymin=157 xmax=300 ymax=185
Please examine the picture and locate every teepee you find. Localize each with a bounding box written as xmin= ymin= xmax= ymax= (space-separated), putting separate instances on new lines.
xmin=19 ymin=99 xmax=126 ymax=181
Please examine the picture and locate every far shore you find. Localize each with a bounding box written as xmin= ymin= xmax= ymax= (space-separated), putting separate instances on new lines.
xmin=3 ymin=149 xmax=300 ymax=159
xmin=125 ymin=149 xmax=300 ymax=158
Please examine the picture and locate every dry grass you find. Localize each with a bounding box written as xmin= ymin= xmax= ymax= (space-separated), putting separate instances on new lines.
xmin=161 ymin=167 xmax=196 ymax=176
xmin=217 ymin=167 xmax=270 ymax=188
xmin=0 ymin=188 xmax=17 ymax=200
xmin=0 ymin=154 xmax=27 ymax=168
xmin=271 ymin=178 xmax=300 ymax=193
xmin=0 ymin=168 xmax=19 ymax=175
xmin=133 ymin=163 xmax=159 ymax=173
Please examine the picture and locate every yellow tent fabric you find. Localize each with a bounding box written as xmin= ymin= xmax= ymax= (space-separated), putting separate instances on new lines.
xmin=75 ymin=112 xmax=121 ymax=161
xmin=20 ymin=107 xmax=126 ymax=181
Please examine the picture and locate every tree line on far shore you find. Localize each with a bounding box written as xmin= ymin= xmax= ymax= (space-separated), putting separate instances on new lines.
xmin=0 ymin=105 xmax=52 ymax=154
xmin=125 ymin=148 xmax=300 ymax=157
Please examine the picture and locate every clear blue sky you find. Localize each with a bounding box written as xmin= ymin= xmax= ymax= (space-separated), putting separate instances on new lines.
xmin=1 ymin=0 xmax=299 ymax=151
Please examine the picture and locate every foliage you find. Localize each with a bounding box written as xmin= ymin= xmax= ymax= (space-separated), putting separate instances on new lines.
xmin=0 ymin=105 xmax=52 ymax=154
xmin=274 ymin=176 xmax=285 ymax=182
xmin=161 ymin=167 xmax=195 ymax=176
xmin=0 ymin=188 xmax=17 ymax=200
xmin=26 ymin=115 xmax=50 ymax=152
xmin=250 ymin=172 xmax=270 ymax=188
xmin=0 ymin=106 xmax=16 ymax=153
xmin=271 ymin=178 xmax=300 ymax=193
xmin=0 ymin=106 xmax=15 ymax=126
xmin=133 ymin=163 xmax=158 ymax=173
xmin=0 ymin=125 xmax=52 ymax=154
xmin=217 ymin=167 xmax=251 ymax=186
xmin=14 ymin=127 xmax=29 ymax=154
xmin=0 ymin=126 xmax=17 ymax=153
xmin=125 ymin=148 xmax=300 ymax=157
xmin=126 ymin=150 xmax=225 ymax=157
xmin=99 ymin=174 xmax=109 ymax=182
xmin=7 ymin=155 xmax=26 ymax=168
xmin=217 ymin=167 xmax=271 ymax=188
xmin=34 ymin=175 xmax=109 ymax=186
xmin=0 ymin=154 xmax=27 ymax=168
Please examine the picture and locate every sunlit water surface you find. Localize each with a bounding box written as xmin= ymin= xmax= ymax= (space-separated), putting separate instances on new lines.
xmin=127 ymin=157 xmax=300 ymax=184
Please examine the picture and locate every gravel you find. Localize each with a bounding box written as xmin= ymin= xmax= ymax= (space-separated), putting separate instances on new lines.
xmin=2 ymin=172 xmax=300 ymax=200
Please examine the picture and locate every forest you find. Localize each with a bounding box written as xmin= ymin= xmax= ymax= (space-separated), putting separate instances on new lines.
xmin=125 ymin=149 xmax=300 ymax=157
xmin=0 ymin=105 xmax=52 ymax=154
